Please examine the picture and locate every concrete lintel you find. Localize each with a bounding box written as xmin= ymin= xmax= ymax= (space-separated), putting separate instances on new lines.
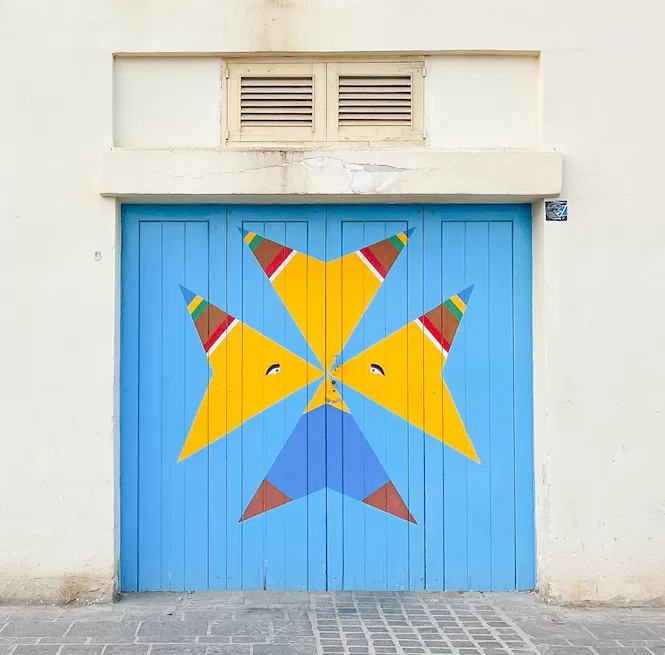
xmin=100 ymin=148 xmax=562 ymax=200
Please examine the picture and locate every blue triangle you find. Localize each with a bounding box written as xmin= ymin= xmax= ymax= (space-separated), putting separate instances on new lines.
xmin=259 ymin=406 xmax=390 ymax=505
xmin=405 ymin=227 xmax=416 ymax=238
xmin=326 ymin=407 xmax=389 ymax=501
xmin=457 ymin=284 xmax=475 ymax=305
xmin=237 ymin=226 xmax=251 ymax=238
xmin=265 ymin=406 xmax=327 ymax=501
xmin=179 ymin=284 xmax=197 ymax=305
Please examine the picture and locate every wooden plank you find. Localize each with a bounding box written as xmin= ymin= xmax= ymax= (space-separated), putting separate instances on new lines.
xmin=440 ymin=218 xmax=468 ymax=590
xmin=208 ymin=208 xmax=228 ymax=590
xmin=407 ymin=208 xmax=425 ymax=590
xmin=183 ymin=221 xmax=210 ymax=590
xmin=513 ymin=206 xmax=535 ymax=589
xmin=488 ymin=221 xmax=517 ymax=590
xmin=362 ymin=220 xmax=388 ymax=590
xmin=240 ymin=219 xmax=268 ymax=590
xmin=422 ymin=211 xmax=445 ymax=590
xmin=225 ymin=208 xmax=244 ymax=590
xmin=383 ymin=218 xmax=411 ymax=591
xmin=264 ymin=220 xmax=288 ymax=591
xmin=137 ymin=221 xmax=163 ymax=591
xmin=306 ymin=211 xmax=327 ymax=592
xmin=161 ymin=221 xmax=186 ymax=591
xmin=465 ymin=222 xmax=492 ymax=590
xmin=119 ymin=208 xmax=140 ymax=592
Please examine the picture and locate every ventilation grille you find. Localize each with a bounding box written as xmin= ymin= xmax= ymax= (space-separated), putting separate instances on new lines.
xmin=240 ymin=76 xmax=313 ymax=128
xmin=338 ymin=75 xmax=412 ymax=126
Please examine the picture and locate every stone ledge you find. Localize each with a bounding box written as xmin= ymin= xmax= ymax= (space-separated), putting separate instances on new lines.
xmin=100 ymin=148 xmax=562 ymax=201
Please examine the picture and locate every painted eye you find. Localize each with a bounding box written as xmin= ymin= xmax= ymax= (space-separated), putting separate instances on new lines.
xmin=370 ymin=363 xmax=385 ymax=376
xmin=266 ymin=364 xmax=281 ymax=376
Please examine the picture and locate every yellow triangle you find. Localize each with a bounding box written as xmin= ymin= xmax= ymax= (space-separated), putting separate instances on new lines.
xmin=305 ymin=375 xmax=350 ymax=413
xmin=179 ymin=323 xmax=324 ymax=461
xmin=331 ymin=322 xmax=478 ymax=463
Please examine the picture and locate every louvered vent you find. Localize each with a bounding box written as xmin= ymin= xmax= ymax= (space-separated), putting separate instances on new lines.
xmin=338 ymin=75 xmax=412 ymax=126
xmin=240 ymin=76 xmax=314 ymax=128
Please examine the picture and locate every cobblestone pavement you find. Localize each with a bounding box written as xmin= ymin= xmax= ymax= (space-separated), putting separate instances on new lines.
xmin=1 ymin=591 xmax=665 ymax=655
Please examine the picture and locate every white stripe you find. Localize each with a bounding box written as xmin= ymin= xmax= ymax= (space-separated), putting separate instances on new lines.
xmin=268 ymin=249 xmax=297 ymax=282
xmin=207 ymin=318 xmax=239 ymax=356
xmin=415 ymin=318 xmax=447 ymax=358
xmin=355 ymin=250 xmax=384 ymax=283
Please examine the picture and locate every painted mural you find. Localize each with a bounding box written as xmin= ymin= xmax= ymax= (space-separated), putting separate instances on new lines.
xmin=178 ymin=228 xmax=477 ymax=524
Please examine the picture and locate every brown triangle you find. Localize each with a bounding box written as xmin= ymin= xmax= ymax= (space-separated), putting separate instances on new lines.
xmin=240 ymin=479 xmax=292 ymax=522
xmin=363 ymin=481 xmax=416 ymax=524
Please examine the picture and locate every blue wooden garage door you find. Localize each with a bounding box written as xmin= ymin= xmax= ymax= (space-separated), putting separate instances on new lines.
xmin=120 ymin=204 xmax=533 ymax=591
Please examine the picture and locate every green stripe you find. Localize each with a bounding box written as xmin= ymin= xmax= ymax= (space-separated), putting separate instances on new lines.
xmin=444 ymin=298 xmax=463 ymax=321
xmin=248 ymin=235 xmax=263 ymax=251
xmin=389 ymin=235 xmax=404 ymax=251
xmin=191 ymin=300 xmax=208 ymax=321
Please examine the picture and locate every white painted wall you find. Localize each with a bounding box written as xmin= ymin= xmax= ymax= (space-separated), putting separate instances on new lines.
xmin=0 ymin=0 xmax=663 ymax=604
xmin=425 ymin=56 xmax=539 ymax=149
xmin=114 ymin=57 xmax=223 ymax=148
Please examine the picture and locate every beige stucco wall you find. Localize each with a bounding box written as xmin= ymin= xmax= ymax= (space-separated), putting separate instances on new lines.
xmin=0 ymin=0 xmax=662 ymax=604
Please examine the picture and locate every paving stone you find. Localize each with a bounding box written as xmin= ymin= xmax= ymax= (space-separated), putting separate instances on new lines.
xmin=13 ymin=648 xmax=60 ymax=655
xmin=273 ymin=621 xmax=313 ymax=636
xmin=209 ymin=622 xmax=271 ymax=637
xmin=58 ymin=648 xmax=104 ymax=655
xmin=592 ymin=649 xmax=653 ymax=655
xmin=135 ymin=636 xmax=198 ymax=643
xmin=137 ymin=620 xmax=208 ymax=637
xmin=68 ymin=621 xmax=139 ymax=639
xmin=517 ymin=623 xmax=594 ymax=640
xmin=182 ymin=610 xmax=235 ymax=621
xmin=589 ymin=628 xmax=658 ymax=640
xmin=0 ymin=623 xmax=69 ymax=638
xmin=244 ymin=591 xmax=310 ymax=605
xmin=531 ymin=638 xmax=573 ymax=646
xmin=234 ymin=608 xmax=283 ymax=622
xmin=37 ymin=637 xmax=89 ymax=645
xmin=103 ymin=647 xmax=151 ymax=655
xmin=205 ymin=647 xmax=251 ymax=654
xmin=254 ymin=645 xmax=318 ymax=655
xmin=150 ymin=647 xmax=206 ymax=655
xmin=534 ymin=648 xmax=595 ymax=655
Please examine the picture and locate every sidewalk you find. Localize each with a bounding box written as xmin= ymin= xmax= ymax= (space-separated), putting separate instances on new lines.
xmin=1 ymin=591 xmax=663 ymax=655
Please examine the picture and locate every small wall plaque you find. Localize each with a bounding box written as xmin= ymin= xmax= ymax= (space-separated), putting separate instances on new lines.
xmin=545 ymin=200 xmax=568 ymax=221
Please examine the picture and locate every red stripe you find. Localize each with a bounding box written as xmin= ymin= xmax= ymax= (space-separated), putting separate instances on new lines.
xmin=360 ymin=247 xmax=388 ymax=278
xmin=204 ymin=315 xmax=235 ymax=352
xmin=420 ymin=316 xmax=450 ymax=352
xmin=264 ymin=247 xmax=293 ymax=279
